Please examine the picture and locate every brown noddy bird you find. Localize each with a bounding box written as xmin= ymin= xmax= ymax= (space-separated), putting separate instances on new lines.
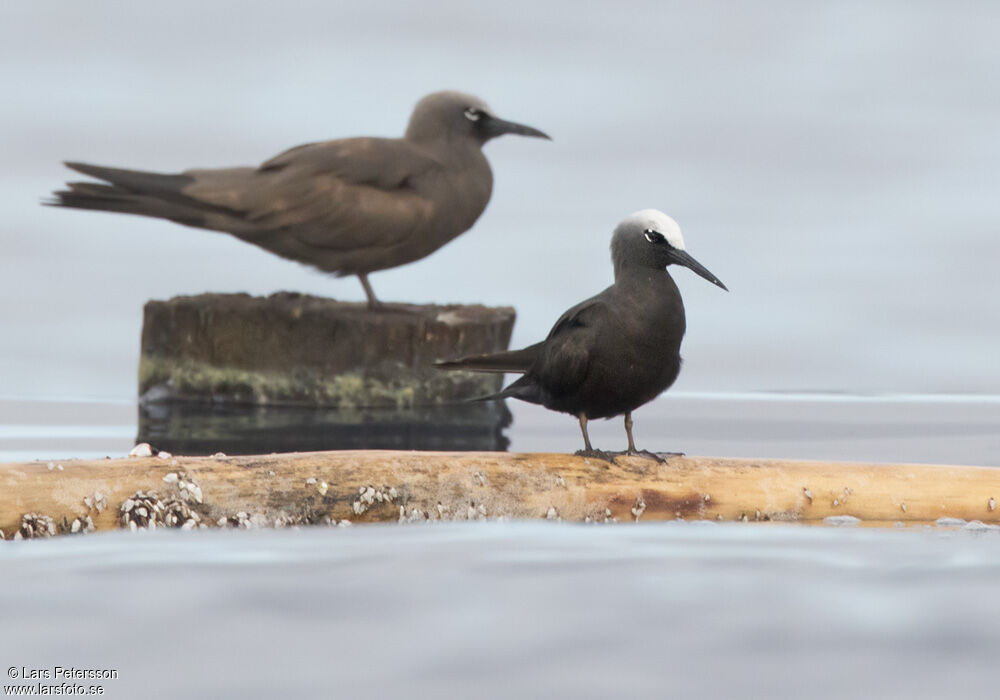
xmin=48 ymin=91 xmax=549 ymax=309
xmin=437 ymin=209 xmax=727 ymax=460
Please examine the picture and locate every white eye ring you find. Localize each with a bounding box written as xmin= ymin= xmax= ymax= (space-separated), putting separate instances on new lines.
xmin=643 ymin=230 xmax=656 ymax=243
xmin=464 ymin=108 xmax=481 ymax=122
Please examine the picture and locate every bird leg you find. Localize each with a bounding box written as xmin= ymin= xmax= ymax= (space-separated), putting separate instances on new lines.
xmin=619 ymin=412 xmax=671 ymax=463
xmin=358 ymin=274 xmax=383 ymax=311
xmin=580 ymin=414 xmax=592 ymax=451
xmin=625 ymin=412 xmax=636 ymax=452
xmin=357 ymin=273 xmax=422 ymax=314
xmin=573 ymin=414 xmax=615 ymax=463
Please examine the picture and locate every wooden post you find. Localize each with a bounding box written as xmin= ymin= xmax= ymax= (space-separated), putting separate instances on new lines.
xmin=139 ymin=292 xmax=516 ymax=407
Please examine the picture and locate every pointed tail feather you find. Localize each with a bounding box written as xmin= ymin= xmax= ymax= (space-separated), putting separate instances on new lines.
xmin=452 ymin=381 xmax=536 ymax=405
xmin=437 ymin=346 xmax=545 ymax=406
xmin=473 ymin=375 xmax=544 ymax=405
xmin=62 ymin=162 xmax=194 ymax=197
xmin=435 ymin=343 xmax=542 ymax=374
xmin=47 ymin=161 xmax=244 ymax=228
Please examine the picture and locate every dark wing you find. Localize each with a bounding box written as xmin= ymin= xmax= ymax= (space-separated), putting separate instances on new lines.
xmin=182 ymin=137 xmax=445 ymax=252
xmin=436 ymin=294 xmax=611 ymax=407
xmin=531 ymin=295 xmax=612 ymax=398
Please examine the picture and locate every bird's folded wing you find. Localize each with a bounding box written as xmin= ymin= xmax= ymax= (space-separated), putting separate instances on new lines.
xmin=183 ymin=138 xmax=444 ymax=249
xmin=257 ymin=137 xmax=442 ymax=187
xmin=535 ymin=299 xmax=609 ymax=396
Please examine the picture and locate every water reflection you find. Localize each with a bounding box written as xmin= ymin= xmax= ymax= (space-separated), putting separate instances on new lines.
xmin=137 ymin=401 xmax=511 ymax=456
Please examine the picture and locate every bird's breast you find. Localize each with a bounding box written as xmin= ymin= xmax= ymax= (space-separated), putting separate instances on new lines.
xmin=441 ymin=157 xmax=492 ymax=230
xmin=406 ymin=154 xmax=492 ymax=258
xmin=573 ymin=284 xmax=685 ymax=417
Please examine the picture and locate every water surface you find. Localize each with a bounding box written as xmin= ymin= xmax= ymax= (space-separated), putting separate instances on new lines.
xmin=2 ymin=392 xmax=997 ymax=465
xmin=3 ymin=523 xmax=1000 ymax=698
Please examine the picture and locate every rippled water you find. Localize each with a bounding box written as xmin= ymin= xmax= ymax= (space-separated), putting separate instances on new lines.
xmin=3 ymin=523 xmax=1000 ymax=698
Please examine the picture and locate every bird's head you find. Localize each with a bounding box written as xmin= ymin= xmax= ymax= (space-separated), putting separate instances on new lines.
xmin=405 ymin=91 xmax=550 ymax=145
xmin=611 ymin=209 xmax=727 ymax=290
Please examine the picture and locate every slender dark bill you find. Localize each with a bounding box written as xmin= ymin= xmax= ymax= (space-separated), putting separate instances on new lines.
xmin=484 ymin=117 xmax=551 ymax=140
xmin=669 ymin=249 xmax=728 ymax=291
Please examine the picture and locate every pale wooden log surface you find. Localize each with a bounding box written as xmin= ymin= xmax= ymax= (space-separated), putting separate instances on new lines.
xmin=2 ymin=451 xmax=999 ymax=537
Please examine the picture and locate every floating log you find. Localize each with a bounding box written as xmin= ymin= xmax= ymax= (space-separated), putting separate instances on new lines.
xmin=139 ymin=292 xmax=516 ymax=407
xmin=1 ymin=451 xmax=998 ymax=538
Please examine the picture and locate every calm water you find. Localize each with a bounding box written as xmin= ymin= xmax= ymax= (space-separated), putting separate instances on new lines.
xmin=4 ymin=523 xmax=1000 ymax=699
xmin=2 ymin=392 xmax=999 ymax=466
xmin=2 ymin=3 xmax=999 ymax=695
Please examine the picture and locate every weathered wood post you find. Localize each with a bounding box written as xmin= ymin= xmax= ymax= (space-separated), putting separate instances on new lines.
xmin=136 ymin=293 xmax=516 ymax=453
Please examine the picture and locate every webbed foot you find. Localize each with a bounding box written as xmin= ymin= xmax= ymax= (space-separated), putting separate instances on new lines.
xmin=613 ymin=449 xmax=685 ymax=463
xmin=365 ymin=300 xmax=427 ymax=314
xmin=624 ymin=448 xmax=668 ymax=463
xmin=574 ymin=448 xmax=617 ymax=463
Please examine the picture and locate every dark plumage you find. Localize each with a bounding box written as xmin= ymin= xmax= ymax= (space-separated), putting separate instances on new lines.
xmin=438 ymin=209 xmax=727 ymax=458
xmin=48 ymin=91 xmax=549 ymax=309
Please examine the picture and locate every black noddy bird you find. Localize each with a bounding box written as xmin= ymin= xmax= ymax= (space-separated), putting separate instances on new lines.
xmin=48 ymin=91 xmax=549 ymax=309
xmin=437 ymin=209 xmax=727 ymax=459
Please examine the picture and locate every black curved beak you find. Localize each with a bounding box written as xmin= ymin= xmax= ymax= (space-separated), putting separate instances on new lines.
xmin=482 ymin=115 xmax=551 ymax=140
xmin=669 ymin=249 xmax=728 ymax=291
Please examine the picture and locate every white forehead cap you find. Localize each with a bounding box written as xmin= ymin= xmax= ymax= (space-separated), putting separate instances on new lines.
xmin=623 ymin=209 xmax=685 ymax=250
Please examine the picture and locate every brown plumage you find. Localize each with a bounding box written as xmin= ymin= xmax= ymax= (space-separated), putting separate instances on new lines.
xmin=49 ymin=91 xmax=549 ymax=308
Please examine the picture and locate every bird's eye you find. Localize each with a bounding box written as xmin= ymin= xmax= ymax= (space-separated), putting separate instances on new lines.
xmin=643 ymin=229 xmax=666 ymax=244
xmin=464 ymin=108 xmax=482 ymax=122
